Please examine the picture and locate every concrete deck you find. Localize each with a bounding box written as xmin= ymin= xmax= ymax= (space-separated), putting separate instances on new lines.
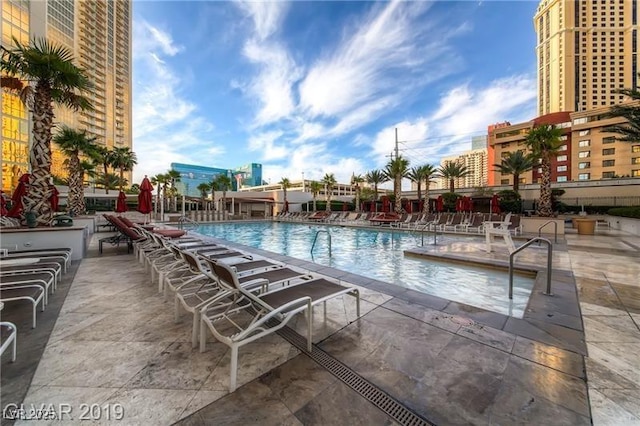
xmin=1 ymin=225 xmax=639 ymax=425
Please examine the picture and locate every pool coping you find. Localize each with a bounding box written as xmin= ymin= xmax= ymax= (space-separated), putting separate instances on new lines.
xmin=194 ymin=227 xmax=586 ymax=356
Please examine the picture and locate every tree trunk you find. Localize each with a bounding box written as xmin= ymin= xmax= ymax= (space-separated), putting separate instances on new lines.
xmin=513 ymin=173 xmax=520 ymax=192
xmin=326 ymin=188 xmax=332 ymax=211
xmin=449 ymin=178 xmax=455 ymax=193
xmin=424 ymin=183 xmax=431 ymax=214
xmin=394 ymin=177 xmax=402 ymax=214
xmin=103 ymin=164 xmax=110 ymax=194
xmin=416 ymin=182 xmax=422 ymax=209
xmin=313 ymin=197 xmax=317 ymax=212
xmin=27 ymin=83 xmax=55 ymax=226
xmin=537 ymin=154 xmax=553 ymax=217
xmin=67 ymin=155 xmax=84 ymax=215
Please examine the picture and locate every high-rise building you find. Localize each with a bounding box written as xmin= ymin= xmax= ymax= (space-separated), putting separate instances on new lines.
xmin=171 ymin=162 xmax=265 ymax=197
xmin=436 ymin=149 xmax=488 ymax=190
xmin=534 ymin=0 xmax=638 ymax=116
xmin=1 ymin=0 xmax=132 ymax=193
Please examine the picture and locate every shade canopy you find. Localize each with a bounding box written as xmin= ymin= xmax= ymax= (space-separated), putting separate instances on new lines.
xmin=137 ymin=176 xmax=153 ymax=214
xmin=115 ymin=191 xmax=128 ymax=213
xmin=491 ymin=194 xmax=501 ymax=214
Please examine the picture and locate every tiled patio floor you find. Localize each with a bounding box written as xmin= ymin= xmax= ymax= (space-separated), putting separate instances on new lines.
xmin=2 ymin=225 xmax=639 ymax=425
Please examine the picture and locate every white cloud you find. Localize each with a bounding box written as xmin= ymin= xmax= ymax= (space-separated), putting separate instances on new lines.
xmin=247 ymin=131 xmax=289 ymax=161
xmin=235 ymin=1 xmax=289 ymax=41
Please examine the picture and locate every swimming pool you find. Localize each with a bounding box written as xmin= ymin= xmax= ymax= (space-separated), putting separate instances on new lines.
xmin=196 ymin=221 xmax=534 ymax=318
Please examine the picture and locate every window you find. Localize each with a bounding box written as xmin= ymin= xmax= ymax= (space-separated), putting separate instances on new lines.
xmin=578 ymin=173 xmax=590 ymax=180
xmin=603 ymin=159 xmax=615 ymax=167
xmin=579 ymin=140 xmax=590 ymax=147
xmin=602 ymin=171 xmax=616 ymax=178
xmin=579 ymin=151 xmax=591 ymax=158
xmin=632 ymin=158 xmax=640 ymax=164
xmin=573 ymin=117 xmax=588 ymax=125
xmin=537 ymin=167 xmax=543 ymax=174
xmin=632 ymin=145 xmax=640 ymax=153
xmin=557 ymin=176 xmax=568 ymax=182
xmin=557 ymin=155 xmax=568 ymax=162
xmin=578 ymin=129 xmax=590 ymax=136
xmin=559 ymin=144 xmax=568 ymax=151
xmin=557 ymin=165 xmax=568 ymax=172
xmin=602 ymin=148 xmax=615 ymax=155
xmin=632 ymin=170 xmax=640 ymax=177
xmin=578 ymin=162 xmax=590 ymax=169
xmin=501 ymin=179 xmax=510 ymax=185
xmin=602 ymin=136 xmax=616 ymax=144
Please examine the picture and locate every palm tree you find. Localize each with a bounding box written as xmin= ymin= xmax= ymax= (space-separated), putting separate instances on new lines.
xmin=309 ymin=181 xmax=323 ymax=212
xmin=210 ymin=178 xmax=219 ymax=211
xmin=525 ymin=124 xmax=564 ymax=217
xmin=215 ymin=174 xmax=232 ymax=213
xmin=278 ymin=177 xmax=291 ymax=212
xmin=438 ymin=162 xmax=471 ymax=193
xmin=365 ymin=170 xmax=386 ymax=202
xmin=152 ymin=173 xmax=170 ymax=213
xmin=351 ymin=174 xmax=365 ymax=212
xmin=197 ymin=182 xmax=211 ymax=211
xmin=52 ymin=126 xmax=99 ymax=215
xmin=95 ymin=173 xmax=121 ymax=193
xmin=493 ymin=150 xmax=535 ymax=193
xmin=80 ymin=159 xmax=98 ymax=190
xmin=321 ymin=173 xmax=337 ymax=211
xmin=93 ymin=146 xmax=116 ymax=194
xmin=1 ymin=37 xmax=93 ymax=225
xmin=384 ymin=156 xmax=410 ymax=214
xmin=111 ymin=147 xmax=137 ymax=192
xmin=603 ymin=81 xmax=640 ymax=142
xmin=420 ymin=165 xmax=437 ymax=213
xmin=166 ymin=169 xmax=181 ymax=211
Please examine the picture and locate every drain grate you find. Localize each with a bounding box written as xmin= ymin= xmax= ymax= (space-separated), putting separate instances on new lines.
xmin=274 ymin=324 xmax=433 ymax=426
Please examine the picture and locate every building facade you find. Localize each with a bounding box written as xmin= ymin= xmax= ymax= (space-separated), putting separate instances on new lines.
xmin=171 ymin=162 xmax=264 ymax=197
xmin=488 ymin=108 xmax=639 ymax=185
xmin=534 ymin=0 xmax=638 ymax=116
xmin=435 ymin=148 xmax=488 ymax=190
xmin=1 ymin=0 xmax=132 ymax=193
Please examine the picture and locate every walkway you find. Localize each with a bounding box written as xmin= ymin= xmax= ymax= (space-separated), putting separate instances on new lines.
xmin=1 ymin=226 xmax=638 ymax=425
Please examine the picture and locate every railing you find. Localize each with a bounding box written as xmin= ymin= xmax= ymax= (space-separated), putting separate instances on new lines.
xmin=509 ymin=237 xmax=553 ymax=300
xmin=417 ymin=223 xmax=438 ymax=246
xmin=178 ymin=216 xmax=200 ymax=230
xmin=311 ymin=230 xmax=332 ymax=257
xmin=537 ymin=220 xmax=558 ymax=243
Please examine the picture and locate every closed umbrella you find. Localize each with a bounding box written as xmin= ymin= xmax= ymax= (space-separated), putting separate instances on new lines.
xmin=382 ymin=197 xmax=390 ymax=213
xmin=50 ymin=186 xmax=59 ymax=212
xmin=115 ymin=191 xmax=128 ymax=213
xmin=7 ymin=173 xmax=30 ymax=218
xmin=137 ymin=176 xmax=153 ymax=224
xmin=370 ymin=201 xmax=376 ymax=212
xmin=467 ymin=197 xmax=474 ymax=212
xmin=436 ymin=195 xmax=444 ymax=212
xmin=406 ymin=200 xmax=412 ymax=214
xmin=491 ymin=194 xmax=501 ymax=214
xmin=455 ymin=197 xmax=463 ymax=212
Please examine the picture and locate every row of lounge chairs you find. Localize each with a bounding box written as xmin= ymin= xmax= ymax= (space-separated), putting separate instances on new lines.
xmin=1 ymin=247 xmax=73 ymax=362
xmin=275 ymin=211 xmax=523 ymax=235
xmin=108 ymin=219 xmax=360 ymax=392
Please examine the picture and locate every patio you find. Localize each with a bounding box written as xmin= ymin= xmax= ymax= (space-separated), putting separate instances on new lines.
xmin=1 ymin=226 xmax=639 ymax=425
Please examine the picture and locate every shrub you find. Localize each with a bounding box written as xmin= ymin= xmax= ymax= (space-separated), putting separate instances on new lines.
xmin=607 ymin=206 xmax=640 ymax=218
xmin=497 ymin=190 xmax=522 ymax=213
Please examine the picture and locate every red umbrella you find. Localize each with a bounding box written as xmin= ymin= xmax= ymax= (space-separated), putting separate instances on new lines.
xmin=1 ymin=191 xmax=8 ymax=216
xmin=382 ymin=196 xmax=390 ymax=213
xmin=406 ymin=200 xmax=412 ymax=214
xmin=50 ymin=186 xmax=59 ymax=212
xmin=7 ymin=173 xmax=30 ymax=218
xmin=115 ymin=191 xmax=128 ymax=213
xmin=467 ymin=197 xmax=474 ymax=212
xmin=137 ymin=176 xmax=153 ymax=215
xmin=491 ymin=194 xmax=501 ymax=214
xmin=370 ymin=201 xmax=376 ymax=212
xmin=436 ymin=195 xmax=444 ymax=212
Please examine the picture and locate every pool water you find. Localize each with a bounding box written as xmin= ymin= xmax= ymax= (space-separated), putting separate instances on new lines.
xmin=196 ymin=221 xmax=534 ymax=318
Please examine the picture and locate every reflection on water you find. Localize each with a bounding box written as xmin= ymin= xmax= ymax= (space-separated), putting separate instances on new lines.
xmin=198 ymin=222 xmax=534 ymax=318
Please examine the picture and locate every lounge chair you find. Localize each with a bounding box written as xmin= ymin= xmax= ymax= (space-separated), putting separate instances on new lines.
xmin=459 ymin=213 xmax=485 ymax=233
xmin=2 ymin=248 xmax=71 ymax=273
xmin=0 ymin=321 xmax=17 ymax=362
xmin=0 ymin=280 xmax=46 ymax=328
xmin=199 ymin=261 xmax=360 ymax=392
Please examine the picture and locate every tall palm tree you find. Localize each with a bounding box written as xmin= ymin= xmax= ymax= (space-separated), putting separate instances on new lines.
xmin=52 ymin=126 xmax=99 ymax=215
xmin=321 ymin=173 xmax=337 ymax=211
xmin=351 ymin=174 xmax=365 ymax=212
xmin=93 ymin=146 xmax=115 ymax=194
xmin=111 ymin=147 xmax=137 ymax=192
xmin=1 ymin=37 xmax=93 ymax=225
xmin=152 ymin=173 xmax=169 ymax=213
xmin=365 ymin=169 xmax=386 ymax=202
xmin=80 ymin=159 xmax=98 ymax=190
xmin=210 ymin=178 xmax=219 ymax=211
xmin=421 ymin=164 xmax=437 ymax=213
xmin=309 ymin=181 xmax=323 ymax=212
xmin=406 ymin=166 xmax=428 ymax=211
xmin=384 ymin=156 xmax=410 ymax=214
xmin=278 ymin=177 xmax=291 ymax=212
xmin=525 ymin=124 xmax=564 ymax=217
xmin=95 ymin=173 xmax=121 ymax=193
xmin=197 ymin=182 xmax=211 ymax=211
xmin=603 ymin=81 xmax=640 ymax=142
xmin=215 ymin=174 xmax=232 ymax=213
xmin=493 ymin=150 xmax=535 ymax=193
xmin=438 ymin=162 xmax=471 ymax=193
xmin=166 ymin=169 xmax=181 ymax=211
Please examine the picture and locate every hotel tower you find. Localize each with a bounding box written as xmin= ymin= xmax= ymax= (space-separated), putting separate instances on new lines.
xmin=1 ymin=0 xmax=132 ymax=193
xmin=534 ymin=0 xmax=639 ymax=115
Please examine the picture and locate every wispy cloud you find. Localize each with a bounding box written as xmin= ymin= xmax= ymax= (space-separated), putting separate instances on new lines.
xmin=132 ymin=20 xmax=221 ymax=182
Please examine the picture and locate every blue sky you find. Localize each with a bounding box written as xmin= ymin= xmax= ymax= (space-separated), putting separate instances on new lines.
xmin=132 ymin=0 xmax=540 ymax=187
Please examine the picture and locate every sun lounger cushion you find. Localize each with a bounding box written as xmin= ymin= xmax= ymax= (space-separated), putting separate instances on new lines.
xmin=260 ymin=278 xmax=352 ymax=309
xmin=153 ymin=229 xmax=187 ymax=239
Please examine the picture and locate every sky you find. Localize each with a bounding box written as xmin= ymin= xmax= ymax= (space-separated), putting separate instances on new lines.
xmin=132 ymin=0 xmax=540 ymax=188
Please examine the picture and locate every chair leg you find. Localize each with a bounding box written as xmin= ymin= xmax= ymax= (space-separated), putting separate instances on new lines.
xmin=200 ymin=318 xmax=207 ymax=353
xmin=192 ymin=311 xmax=200 ymax=348
xmin=11 ymin=333 xmax=16 ymax=362
xmin=307 ymin=306 xmax=313 ymax=352
xmin=229 ymin=346 xmax=238 ymax=392
xmin=174 ymin=297 xmax=181 ymax=323
xmin=32 ymin=304 xmax=37 ymax=328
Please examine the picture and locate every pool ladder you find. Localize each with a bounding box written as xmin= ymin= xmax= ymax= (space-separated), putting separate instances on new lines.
xmin=508 ymin=237 xmax=553 ymax=300
xmin=178 ymin=216 xmax=199 ymax=230
xmin=416 ymin=223 xmax=438 ymax=246
xmin=311 ymin=230 xmax=332 ymax=257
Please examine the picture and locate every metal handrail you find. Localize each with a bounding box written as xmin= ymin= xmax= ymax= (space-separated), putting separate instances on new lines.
xmin=178 ymin=216 xmax=199 ymax=229
xmin=417 ymin=222 xmax=438 ymax=246
xmin=311 ymin=230 xmax=332 ymax=257
xmin=509 ymin=237 xmax=553 ymax=299
xmin=537 ymin=220 xmax=558 ymax=243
